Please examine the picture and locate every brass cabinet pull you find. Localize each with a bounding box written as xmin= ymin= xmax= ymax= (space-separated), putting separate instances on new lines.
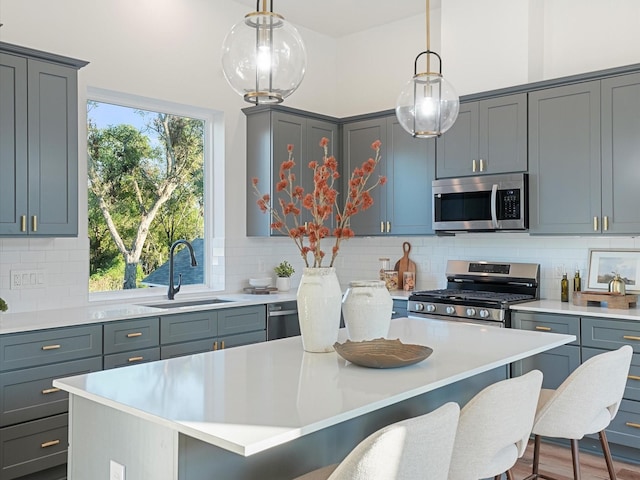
xmin=42 ymin=344 xmax=61 ymax=351
xmin=221 ymin=340 xmax=225 ymax=350
xmin=603 ymin=215 xmax=609 ymax=231
xmin=628 ymin=375 xmax=640 ymax=381
xmin=386 ymin=221 xmax=391 ymax=233
xmin=31 ymin=215 xmax=37 ymax=232
xmin=213 ymin=341 xmax=218 ymax=351
xmin=304 ymin=221 xmax=308 ymax=231
xmin=535 ymin=326 xmax=552 ymax=331
xmin=380 ymin=221 xmax=384 ymax=233
xmin=128 ymin=356 xmax=144 ymax=362
xmin=623 ymin=335 xmax=640 ymax=341
xmin=20 ymin=215 xmax=27 ymax=232
xmin=42 ymin=387 xmax=61 ymax=395
xmin=41 ymin=439 xmax=60 ymax=448
xmin=472 ymin=159 xmax=477 ymax=172
xmin=479 ymin=159 xmax=485 ymax=172
xmin=593 ymin=216 xmax=599 ymax=231
xmin=126 ymin=332 xmax=143 ymax=338
xmin=626 ymin=422 xmax=640 ymax=429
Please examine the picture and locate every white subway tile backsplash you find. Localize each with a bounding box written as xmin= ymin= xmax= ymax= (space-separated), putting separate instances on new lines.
xmin=2 ymin=230 xmax=639 ymax=313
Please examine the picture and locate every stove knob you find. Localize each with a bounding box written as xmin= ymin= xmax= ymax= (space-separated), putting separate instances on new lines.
xmin=415 ymin=303 xmax=425 ymax=312
xmin=466 ymin=308 xmax=476 ymax=317
xmin=426 ymin=304 xmax=436 ymax=313
xmin=445 ymin=306 xmax=456 ymax=315
xmin=479 ymin=309 xmax=490 ymax=318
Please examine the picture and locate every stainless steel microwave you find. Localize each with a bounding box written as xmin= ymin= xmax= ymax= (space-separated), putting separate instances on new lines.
xmin=432 ymin=173 xmax=528 ymax=232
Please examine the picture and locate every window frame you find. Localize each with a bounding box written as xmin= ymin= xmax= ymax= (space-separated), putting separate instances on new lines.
xmin=86 ymin=87 xmax=219 ymax=302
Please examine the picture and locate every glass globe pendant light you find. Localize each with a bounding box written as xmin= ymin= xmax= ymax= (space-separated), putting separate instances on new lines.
xmin=395 ymin=0 xmax=459 ymax=138
xmin=221 ymin=0 xmax=307 ymax=105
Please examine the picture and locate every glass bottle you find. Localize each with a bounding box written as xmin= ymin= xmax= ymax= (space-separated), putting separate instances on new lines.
xmin=573 ymin=270 xmax=581 ymax=292
xmin=379 ymin=258 xmax=390 ymax=281
xmin=561 ymin=273 xmax=569 ymax=302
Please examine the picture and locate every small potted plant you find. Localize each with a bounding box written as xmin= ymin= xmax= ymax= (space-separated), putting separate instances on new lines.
xmin=0 ymin=297 xmax=8 ymax=313
xmin=274 ymin=261 xmax=295 ymax=292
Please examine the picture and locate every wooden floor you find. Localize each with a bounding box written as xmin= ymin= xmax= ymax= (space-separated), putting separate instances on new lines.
xmin=511 ymin=440 xmax=640 ymax=480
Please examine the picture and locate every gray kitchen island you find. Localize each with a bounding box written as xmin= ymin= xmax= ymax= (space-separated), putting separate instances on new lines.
xmin=54 ymin=317 xmax=574 ymax=479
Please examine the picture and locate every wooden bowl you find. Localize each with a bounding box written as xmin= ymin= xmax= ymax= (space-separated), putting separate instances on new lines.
xmin=333 ymin=338 xmax=433 ymax=369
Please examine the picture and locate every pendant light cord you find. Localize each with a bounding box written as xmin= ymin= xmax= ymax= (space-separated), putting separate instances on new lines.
xmin=426 ymin=0 xmax=430 ymax=73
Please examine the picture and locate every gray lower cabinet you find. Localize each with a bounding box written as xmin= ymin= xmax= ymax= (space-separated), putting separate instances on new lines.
xmin=581 ymin=317 xmax=640 ymax=450
xmin=0 ymin=42 xmax=87 ymax=237
xmin=529 ymin=73 xmax=640 ymax=235
xmin=342 ymin=115 xmax=435 ymax=235
xmin=511 ymin=312 xmax=581 ymax=390
xmin=435 ymin=93 xmax=527 ymax=178
xmin=103 ymin=317 xmax=160 ymax=370
xmin=245 ymin=106 xmax=339 ymax=236
xmin=514 ymin=311 xmax=640 ymax=453
xmin=391 ymin=299 xmax=408 ymax=319
xmin=160 ymin=305 xmax=267 ymax=360
xmin=0 ymin=325 xmax=103 ymax=479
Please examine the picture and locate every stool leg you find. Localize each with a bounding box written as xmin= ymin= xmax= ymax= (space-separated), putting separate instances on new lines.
xmin=532 ymin=435 xmax=541 ymax=477
xmin=506 ymin=469 xmax=515 ymax=480
xmin=570 ymin=439 xmax=581 ymax=480
xmin=599 ymin=430 xmax=617 ymax=480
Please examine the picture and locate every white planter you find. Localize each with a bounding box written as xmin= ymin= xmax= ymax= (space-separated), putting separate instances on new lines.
xmin=276 ymin=276 xmax=291 ymax=292
xmin=296 ymin=267 xmax=342 ymax=353
xmin=342 ymin=280 xmax=393 ymax=341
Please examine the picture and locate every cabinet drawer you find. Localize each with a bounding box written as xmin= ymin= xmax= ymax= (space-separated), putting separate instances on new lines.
xmin=604 ymin=399 xmax=640 ymax=449
xmin=103 ymin=317 xmax=160 ymax=354
xmin=0 ymin=413 xmax=68 ymax=480
xmin=581 ymin=317 xmax=640 ymax=353
xmin=512 ymin=312 xmax=580 ymax=345
xmin=218 ymin=306 xmax=266 ymax=337
xmin=220 ymin=331 xmax=266 ymax=349
xmin=0 ymin=356 xmax=101 ymax=427
xmin=103 ymin=347 xmax=160 ymax=370
xmin=160 ymin=338 xmax=217 ymax=359
xmin=583 ymin=347 xmax=640 ymax=402
xmin=160 ymin=311 xmax=217 ymax=345
xmin=0 ymin=325 xmax=102 ymax=371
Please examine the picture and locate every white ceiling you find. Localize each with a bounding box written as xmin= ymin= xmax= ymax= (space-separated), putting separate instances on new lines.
xmin=230 ymin=0 xmax=434 ymax=38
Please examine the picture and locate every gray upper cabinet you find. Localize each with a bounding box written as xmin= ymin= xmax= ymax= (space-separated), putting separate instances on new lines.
xmin=0 ymin=43 xmax=87 ymax=237
xmin=343 ymin=115 xmax=434 ymax=236
xmin=436 ymin=93 xmax=527 ymax=178
xmin=530 ymin=74 xmax=640 ymax=235
xmin=245 ymin=106 xmax=339 ymax=236
xmin=529 ymin=81 xmax=601 ymax=234
xmin=601 ymin=73 xmax=640 ymax=234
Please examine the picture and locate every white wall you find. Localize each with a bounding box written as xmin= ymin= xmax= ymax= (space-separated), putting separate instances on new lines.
xmin=1 ymin=0 xmax=640 ymax=314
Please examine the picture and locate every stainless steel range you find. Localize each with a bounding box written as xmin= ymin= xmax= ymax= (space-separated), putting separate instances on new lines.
xmin=408 ymin=260 xmax=540 ymax=327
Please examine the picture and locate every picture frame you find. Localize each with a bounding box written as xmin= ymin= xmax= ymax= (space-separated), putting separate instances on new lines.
xmin=586 ymin=249 xmax=640 ymax=293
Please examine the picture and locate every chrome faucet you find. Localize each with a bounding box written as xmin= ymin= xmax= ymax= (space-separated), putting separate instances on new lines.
xmin=168 ymin=239 xmax=197 ymax=300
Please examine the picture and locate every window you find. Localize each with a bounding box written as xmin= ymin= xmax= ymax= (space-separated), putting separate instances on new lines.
xmin=87 ymin=95 xmax=207 ymax=293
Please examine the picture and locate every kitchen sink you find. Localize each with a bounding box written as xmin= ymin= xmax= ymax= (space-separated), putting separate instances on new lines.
xmin=140 ymin=298 xmax=235 ymax=309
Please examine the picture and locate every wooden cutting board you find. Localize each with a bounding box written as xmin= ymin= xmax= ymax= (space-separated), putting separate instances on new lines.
xmin=394 ymin=242 xmax=416 ymax=289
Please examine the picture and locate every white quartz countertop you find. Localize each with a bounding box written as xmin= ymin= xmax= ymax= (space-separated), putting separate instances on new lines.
xmin=54 ymin=317 xmax=574 ymax=457
xmin=511 ymin=299 xmax=640 ymax=321
xmin=0 ymin=292 xmax=298 ymax=335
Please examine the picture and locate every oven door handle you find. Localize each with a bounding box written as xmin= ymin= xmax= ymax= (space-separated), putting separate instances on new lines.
xmin=490 ymin=183 xmax=499 ymax=229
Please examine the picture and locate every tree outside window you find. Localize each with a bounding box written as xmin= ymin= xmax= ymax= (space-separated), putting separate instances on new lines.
xmin=87 ymin=101 xmax=205 ymax=292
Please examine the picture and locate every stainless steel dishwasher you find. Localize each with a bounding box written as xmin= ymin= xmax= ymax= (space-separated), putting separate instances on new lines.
xmin=267 ymin=301 xmax=300 ymax=340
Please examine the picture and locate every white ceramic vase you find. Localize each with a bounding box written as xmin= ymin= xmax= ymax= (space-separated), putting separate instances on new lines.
xmin=342 ymin=280 xmax=393 ymax=341
xmin=296 ymin=267 xmax=342 ymax=353
xmin=276 ymin=276 xmax=291 ymax=292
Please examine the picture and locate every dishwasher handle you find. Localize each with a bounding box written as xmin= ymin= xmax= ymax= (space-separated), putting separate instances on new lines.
xmin=269 ymin=309 xmax=298 ymax=317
